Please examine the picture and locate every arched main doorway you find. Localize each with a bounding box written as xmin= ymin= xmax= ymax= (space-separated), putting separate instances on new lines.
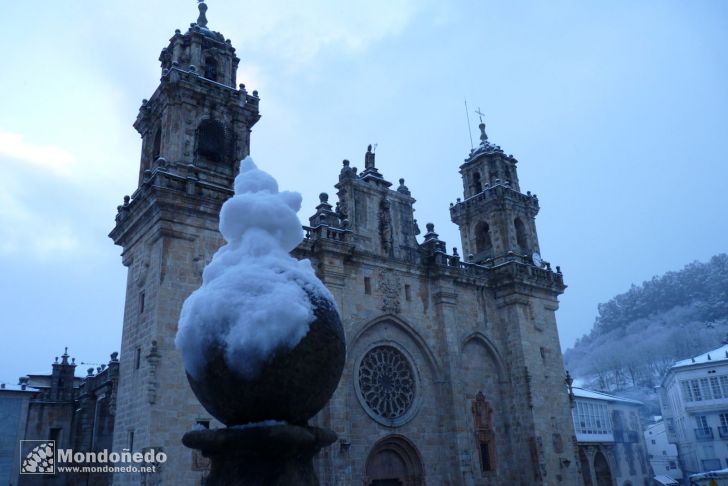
xmin=365 ymin=435 xmax=424 ymax=486
xmin=594 ymin=451 xmax=614 ymax=486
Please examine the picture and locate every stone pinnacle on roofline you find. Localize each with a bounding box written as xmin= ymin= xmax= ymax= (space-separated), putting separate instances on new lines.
xmin=197 ymin=0 xmax=208 ymax=28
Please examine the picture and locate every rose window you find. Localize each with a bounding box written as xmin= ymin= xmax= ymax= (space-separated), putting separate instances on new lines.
xmin=358 ymin=346 xmax=416 ymax=420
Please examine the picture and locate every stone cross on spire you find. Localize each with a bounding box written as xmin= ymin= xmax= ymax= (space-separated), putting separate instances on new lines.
xmin=474 ymin=107 xmax=488 ymax=143
xmin=197 ymin=0 xmax=208 ymax=28
xmin=475 ymin=107 xmax=485 ymax=123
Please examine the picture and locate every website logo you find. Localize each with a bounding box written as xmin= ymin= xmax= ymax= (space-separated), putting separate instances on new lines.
xmin=20 ymin=440 xmax=55 ymax=474
xmin=19 ymin=440 xmax=166 ymax=475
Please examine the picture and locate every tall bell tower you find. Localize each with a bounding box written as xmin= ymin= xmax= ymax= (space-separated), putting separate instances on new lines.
xmin=109 ymin=2 xmax=260 ymax=483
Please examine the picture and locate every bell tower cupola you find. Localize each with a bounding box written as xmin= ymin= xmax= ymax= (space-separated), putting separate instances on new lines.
xmin=134 ymin=0 xmax=260 ymax=187
xmin=450 ymin=118 xmax=541 ymax=264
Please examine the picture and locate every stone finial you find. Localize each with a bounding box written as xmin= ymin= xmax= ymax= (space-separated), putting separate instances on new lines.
xmin=339 ymin=159 xmax=356 ymax=180
xmin=478 ymin=122 xmax=488 ymax=143
xmin=423 ymin=223 xmax=440 ymax=243
xmin=87 ymin=368 xmax=94 ymax=376
xmin=197 ymin=0 xmax=208 ymax=28
xmin=397 ymin=178 xmax=410 ymax=195
xmin=319 ymin=193 xmax=329 ymax=203
xmin=111 ymin=351 xmax=119 ymax=362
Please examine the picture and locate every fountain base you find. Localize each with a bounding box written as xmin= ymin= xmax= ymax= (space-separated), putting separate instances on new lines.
xmin=182 ymin=424 xmax=337 ymax=485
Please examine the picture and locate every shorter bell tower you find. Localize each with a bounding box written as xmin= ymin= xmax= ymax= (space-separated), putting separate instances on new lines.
xmin=450 ymin=121 xmax=541 ymax=264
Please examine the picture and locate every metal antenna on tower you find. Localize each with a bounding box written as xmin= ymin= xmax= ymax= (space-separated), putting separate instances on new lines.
xmin=464 ymin=99 xmax=474 ymax=151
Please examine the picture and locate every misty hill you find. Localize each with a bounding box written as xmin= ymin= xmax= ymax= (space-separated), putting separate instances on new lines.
xmin=564 ymin=254 xmax=728 ymax=410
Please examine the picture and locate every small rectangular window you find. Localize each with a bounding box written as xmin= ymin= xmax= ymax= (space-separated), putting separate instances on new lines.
xmin=692 ymin=380 xmax=703 ymax=401
xmin=720 ymin=413 xmax=728 ymax=427
xmin=139 ymin=291 xmax=145 ymax=314
xmin=128 ymin=430 xmax=134 ymax=451
xmin=480 ymin=442 xmax=492 ymax=471
xmin=50 ymin=427 xmax=61 ymax=444
xmin=404 ymin=284 xmax=411 ymax=301
xmin=135 ymin=347 xmax=141 ymax=370
xmin=695 ymin=415 xmax=708 ymax=429
xmin=700 ymin=378 xmax=713 ymax=400
xmin=364 ymin=277 xmax=371 ymax=295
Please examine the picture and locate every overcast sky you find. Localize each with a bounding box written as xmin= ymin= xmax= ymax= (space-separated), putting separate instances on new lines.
xmin=0 ymin=1 xmax=726 ymax=384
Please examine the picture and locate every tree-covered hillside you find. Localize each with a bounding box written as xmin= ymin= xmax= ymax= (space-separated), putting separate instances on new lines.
xmin=564 ymin=254 xmax=728 ymax=408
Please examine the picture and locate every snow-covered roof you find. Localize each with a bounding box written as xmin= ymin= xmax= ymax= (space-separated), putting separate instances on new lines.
xmin=673 ymin=344 xmax=728 ymax=369
xmin=653 ymin=475 xmax=679 ymax=485
xmin=572 ymin=387 xmax=644 ymax=405
xmin=0 ymin=383 xmax=38 ymax=393
xmin=690 ymin=467 xmax=728 ymax=479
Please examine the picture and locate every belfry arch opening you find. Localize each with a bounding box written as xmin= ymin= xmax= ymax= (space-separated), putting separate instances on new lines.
xmin=475 ymin=221 xmax=493 ymax=256
xmin=472 ymin=171 xmax=482 ymax=194
xmin=204 ymin=56 xmax=218 ymax=82
xmin=195 ymin=119 xmax=226 ymax=164
xmin=152 ymin=127 xmax=161 ymax=162
xmin=365 ymin=435 xmax=424 ymax=486
xmin=514 ymin=217 xmax=528 ymax=250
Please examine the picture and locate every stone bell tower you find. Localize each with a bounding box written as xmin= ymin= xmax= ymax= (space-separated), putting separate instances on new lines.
xmin=109 ymin=2 xmax=260 ymax=484
xmin=451 ymin=120 xmax=582 ymax=485
xmin=450 ymin=121 xmax=540 ymax=264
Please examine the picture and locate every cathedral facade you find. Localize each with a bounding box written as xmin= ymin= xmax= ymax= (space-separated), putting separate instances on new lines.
xmin=109 ymin=3 xmax=582 ymax=485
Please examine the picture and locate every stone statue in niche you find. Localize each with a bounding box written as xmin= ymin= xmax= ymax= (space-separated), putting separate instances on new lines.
xmin=377 ymin=269 xmax=401 ymax=314
xmin=379 ymin=198 xmax=393 ymax=256
xmin=472 ymin=391 xmax=496 ymax=472
xmin=337 ymin=187 xmax=349 ymax=221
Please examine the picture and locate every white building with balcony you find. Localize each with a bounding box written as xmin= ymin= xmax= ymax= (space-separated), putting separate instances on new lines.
xmin=659 ymin=343 xmax=728 ymax=477
xmin=572 ymin=387 xmax=651 ymax=486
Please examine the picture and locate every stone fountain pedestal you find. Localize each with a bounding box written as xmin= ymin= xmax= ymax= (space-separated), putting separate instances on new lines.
xmin=183 ymin=424 xmax=337 ymax=486
xmin=181 ymin=294 xmax=345 ymax=485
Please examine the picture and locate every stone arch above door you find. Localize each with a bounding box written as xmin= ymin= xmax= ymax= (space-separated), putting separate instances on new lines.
xmin=364 ymin=435 xmax=424 ymax=486
xmin=594 ymin=450 xmax=614 ymax=486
